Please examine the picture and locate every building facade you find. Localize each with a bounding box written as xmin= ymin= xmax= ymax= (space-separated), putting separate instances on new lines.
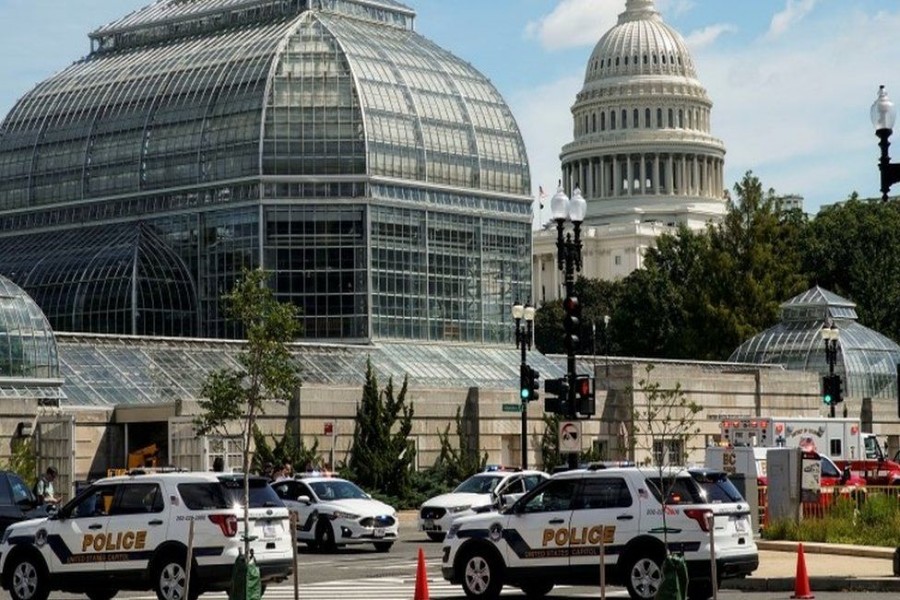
xmin=0 ymin=0 xmax=533 ymax=343
xmin=534 ymin=0 xmax=726 ymax=301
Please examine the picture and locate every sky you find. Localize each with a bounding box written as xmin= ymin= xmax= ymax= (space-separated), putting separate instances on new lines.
xmin=1 ymin=0 xmax=900 ymax=218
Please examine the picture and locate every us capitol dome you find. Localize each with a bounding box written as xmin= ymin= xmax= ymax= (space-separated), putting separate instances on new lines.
xmin=534 ymin=0 xmax=726 ymax=299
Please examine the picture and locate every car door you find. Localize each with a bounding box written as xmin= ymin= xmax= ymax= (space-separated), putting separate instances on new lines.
xmin=568 ymin=476 xmax=639 ymax=572
xmin=280 ymin=481 xmax=317 ymax=539
xmin=50 ymin=484 xmax=117 ymax=575
xmin=504 ymin=476 xmax=580 ymax=571
xmin=0 ymin=473 xmax=20 ymax=536
xmin=104 ymin=482 xmax=166 ymax=577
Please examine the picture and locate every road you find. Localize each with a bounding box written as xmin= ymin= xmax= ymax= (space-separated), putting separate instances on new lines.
xmin=13 ymin=533 xmax=900 ymax=599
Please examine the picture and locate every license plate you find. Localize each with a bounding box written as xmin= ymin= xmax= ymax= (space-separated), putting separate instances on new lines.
xmin=423 ymin=519 xmax=434 ymax=530
xmin=374 ymin=527 xmax=385 ymax=538
xmin=263 ymin=524 xmax=277 ymax=539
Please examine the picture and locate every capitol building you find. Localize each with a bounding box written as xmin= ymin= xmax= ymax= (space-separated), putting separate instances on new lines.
xmin=533 ymin=0 xmax=727 ymax=302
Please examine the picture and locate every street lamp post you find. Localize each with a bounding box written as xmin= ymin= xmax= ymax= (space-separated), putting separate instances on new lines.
xmin=513 ymin=301 xmax=535 ymax=469
xmin=871 ymin=85 xmax=900 ymax=201
xmin=550 ymin=184 xmax=587 ymax=469
xmin=821 ymin=323 xmax=840 ymax=418
xmin=603 ymin=314 xmax=611 ymax=379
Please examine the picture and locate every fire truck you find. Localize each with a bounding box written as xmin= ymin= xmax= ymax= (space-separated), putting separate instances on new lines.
xmin=719 ymin=416 xmax=900 ymax=486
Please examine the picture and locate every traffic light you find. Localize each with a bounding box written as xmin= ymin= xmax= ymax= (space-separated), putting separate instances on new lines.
xmin=520 ymin=364 xmax=540 ymax=402
xmin=544 ymin=377 xmax=569 ymax=414
xmin=822 ymin=374 xmax=843 ymax=405
xmin=574 ymin=374 xmax=595 ymax=416
xmin=563 ymin=295 xmax=581 ymax=352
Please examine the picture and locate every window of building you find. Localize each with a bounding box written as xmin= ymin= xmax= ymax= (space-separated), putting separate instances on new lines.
xmin=645 ymin=108 xmax=651 ymax=128
xmin=614 ymin=255 xmax=622 ymax=266
xmin=621 ymin=109 xmax=627 ymax=129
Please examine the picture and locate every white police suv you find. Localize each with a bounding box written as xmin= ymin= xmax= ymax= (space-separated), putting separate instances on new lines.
xmin=271 ymin=475 xmax=398 ymax=552
xmin=441 ymin=466 xmax=758 ymax=600
xmin=0 ymin=472 xmax=293 ymax=600
xmin=418 ymin=468 xmax=548 ymax=541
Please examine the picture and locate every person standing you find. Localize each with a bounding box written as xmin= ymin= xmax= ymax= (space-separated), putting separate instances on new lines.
xmin=34 ymin=466 xmax=60 ymax=505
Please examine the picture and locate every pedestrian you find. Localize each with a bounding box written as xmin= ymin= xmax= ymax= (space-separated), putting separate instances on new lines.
xmin=34 ymin=466 xmax=60 ymax=505
xmin=271 ymin=464 xmax=286 ymax=482
xmin=282 ymin=460 xmax=293 ymax=478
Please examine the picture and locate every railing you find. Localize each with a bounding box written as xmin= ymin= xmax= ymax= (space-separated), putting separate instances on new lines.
xmin=758 ymin=484 xmax=899 ymax=526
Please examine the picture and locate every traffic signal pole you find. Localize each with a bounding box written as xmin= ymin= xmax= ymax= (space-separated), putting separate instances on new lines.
xmin=557 ymin=216 xmax=583 ymax=470
xmin=519 ymin=342 xmax=528 ymax=470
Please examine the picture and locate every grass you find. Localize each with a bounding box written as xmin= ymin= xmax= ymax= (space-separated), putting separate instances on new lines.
xmin=762 ymin=494 xmax=900 ymax=547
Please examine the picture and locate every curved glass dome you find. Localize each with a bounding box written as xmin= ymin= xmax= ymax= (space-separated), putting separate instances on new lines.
xmin=0 ymin=276 xmax=59 ymax=378
xmin=729 ymin=287 xmax=900 ymax=401
xmin=0 ymin=0 xmax=530 ymax=208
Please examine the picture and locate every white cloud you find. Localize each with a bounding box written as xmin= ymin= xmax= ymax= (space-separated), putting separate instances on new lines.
xmin=767 ymin=0 xmax=817 ymax=39
xmin=524 ymin=0 xmax=620 ymax=51
xmin=684 ymin=23 xmax=737 ymax=50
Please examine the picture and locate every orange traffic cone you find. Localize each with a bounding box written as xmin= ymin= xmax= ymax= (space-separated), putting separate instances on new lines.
xmin=414 ymin=547 xmax=430 ymax=600
xmin=791 ymin=542 xmax=814 ymax=599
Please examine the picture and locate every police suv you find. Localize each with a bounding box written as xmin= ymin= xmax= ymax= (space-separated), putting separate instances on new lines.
xmin=441 ymin=466 xmax=758 ymax=600
xmin=0 ymin=472 xmax=294 ymax=600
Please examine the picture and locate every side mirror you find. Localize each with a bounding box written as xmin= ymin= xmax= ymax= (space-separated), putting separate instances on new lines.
xmin=296 ymin=495 xmax=311 ymax=505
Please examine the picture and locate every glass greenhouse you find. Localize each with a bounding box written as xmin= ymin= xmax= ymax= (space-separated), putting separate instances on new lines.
xmin=0 ymin=276 xmax=59 ymax=379
xmin=729 ymin=287 xmax=900 ymax=401
xmin=0 ymin=0 xmax=532 ymax=343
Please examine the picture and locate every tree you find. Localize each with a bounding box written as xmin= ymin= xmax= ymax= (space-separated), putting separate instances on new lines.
xmin=802 ymin=196 xmax=900 ymax=342
xmin=194 ymin=268 xmax=301 ymax=556
xmin=343 ymin=359 xmax=415 ymax=501
xmin=252 ymin=426 xmax=321 ymax=474
xmin=433 ymin=406 xmax=487 ymax=484
xmin=534 ymin=278 xmax=623 ymax=355
xmin=630 ymin=365 xmax=703 ymax=550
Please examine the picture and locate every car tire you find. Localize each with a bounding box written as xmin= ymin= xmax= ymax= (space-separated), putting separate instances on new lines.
xmin=460 ymin=547 xmax=504 ymax=599
xmin=315 ymin=518 xmax=337 ymax=552
xmin=373 ymin=541 xmax=393 ymax=552
xmin=153 ymin=554 xmax=198 ymax=600
xmin=520 ymin=581 xmax=554 ymax=598
xmin=7 ymin=554 xmax=49 ymax=600
xmin=86 ymin=590 xmax=118 ymax=600
xmin=623 ymin=552 xmax=663 ymax=600
xmin=426 ymin=532 xmax=446 ymax=542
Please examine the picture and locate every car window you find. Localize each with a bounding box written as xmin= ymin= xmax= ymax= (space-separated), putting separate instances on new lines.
xmin=646 ymin=476 xmax=703 ymax=505
xmin=310 ymin=480 xmax=367 ymax=500
xmin=577 ymin=477 xmax=632 ymax=510
xmin=70 ymin=485 xmax=117 ymax=518
xmin=178 ymin=482 xmax=231 ymax=510
xmin=8 ymin=475 xmax=29 ymax=505
xmin=520 ymin=479 xmax=577 ymax=513
xmin=218 ymin=477 xmax=283 ymax=508
xmin=271 ymin=480 xmax=300 ymax=500
xmin=820 ymin=457 xmax=841 ymax=478
xmin=523 ymin=475 xmax=545 ymax=491
xmin=690 ymin=472 xmax=744 ymax=503
xmin=453 ymin=475 xmax=502 ymax=494
xmin=498 ymin=477 xmax=525 ymax=495
xmin=113 ymin=483 xmax=164 ymax=515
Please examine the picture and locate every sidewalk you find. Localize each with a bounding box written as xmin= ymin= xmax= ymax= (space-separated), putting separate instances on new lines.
xmin=724 ymin=541 xmax=900 ymax=592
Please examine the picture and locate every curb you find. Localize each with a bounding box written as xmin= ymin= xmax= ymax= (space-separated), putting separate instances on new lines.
xmin=757 ymin=540 xmax=896 ymax=560
xmin=724 ymin=576 xmax=900 ymax=593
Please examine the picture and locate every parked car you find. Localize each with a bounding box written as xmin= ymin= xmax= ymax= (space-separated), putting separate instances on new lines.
xmin=0 ymin=470 xmax=48 ymax=537
xmin=441 ymin=465 xmax=757 ymax=600
xmin=271 ymin=475 xmax=398 ymax=552
xmin=418 ymin=468 xmax=549 ymax=541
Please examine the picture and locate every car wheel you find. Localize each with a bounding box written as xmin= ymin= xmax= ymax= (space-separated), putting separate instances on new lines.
xmin=315 ymin=518 xmax=337 ymax=552
xmin=624 ymin=553 xmax=663 ymax=600
xmin=520 ymin=581 xmax=553 ymax=598
xmin=87 ymin=590 xmax=118 ymax=600
xmin=153 ymin=555 xmax=198 ymax=600
xmin=460 ymin=548 xmax=504 ymax=599
xmin=373 ymin=542 xmax=393 ymax=553
xmin=426 ymin=532 xmax=446 ymax=542
xmin=8 ymin=555 xmax=49 ymax=600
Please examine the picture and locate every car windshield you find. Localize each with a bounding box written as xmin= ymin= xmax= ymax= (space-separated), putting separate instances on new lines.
xmin=453 ymin=475 xmax=503 ymax=494
xmin=821 ymin=457 xmax=841 ymax=478
xmin=218 ymin=477 xmax=283 ymax=508
xmin=310 ymin=480 xmax=368 ymax=501
xmin=690 ymin=471 xmax=744 ymax=503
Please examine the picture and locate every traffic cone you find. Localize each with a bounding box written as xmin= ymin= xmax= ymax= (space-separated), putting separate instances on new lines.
xmin=414 ymin=547 xmax=430 ymax=600
xmin=791 ymin=543 xmax=814 ymax=599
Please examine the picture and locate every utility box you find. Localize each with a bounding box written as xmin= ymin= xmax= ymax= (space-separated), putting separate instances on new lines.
xmin=767 ymin=447 xmax=821 ymax=523
xmin=705 ymin=446 xmax=759 ymax=532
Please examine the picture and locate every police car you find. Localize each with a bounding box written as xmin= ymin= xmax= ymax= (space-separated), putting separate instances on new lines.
xmin=441 ymin=466 xmax=758 ymax=600
xmin=270 ymin=475 xmax=398 ymax=552
xmin=418 ymin=468 xmax=548 ymax=541
xmin=0 ymin=472 xmax=294 ymax=600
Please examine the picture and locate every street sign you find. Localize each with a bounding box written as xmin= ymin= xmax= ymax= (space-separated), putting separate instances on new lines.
xmin=502 ymin=403 xmax=523 ymax=413
xmin=324 ymin=421 xmax=334 ymax=435
xmin=559 ymin=421 xmax=581 ymax=453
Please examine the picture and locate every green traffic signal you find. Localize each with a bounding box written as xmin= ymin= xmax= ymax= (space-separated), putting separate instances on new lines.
xmin=823 ymin=393 xmax=832 ymax=405
xmin=521 ymin=387 xmax=530 ymax=400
